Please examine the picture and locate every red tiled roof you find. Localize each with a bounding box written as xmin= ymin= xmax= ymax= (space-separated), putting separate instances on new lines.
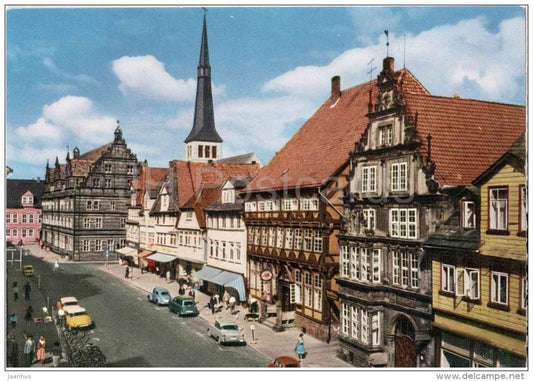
xmin=181 ymin=185 xmax=223 ymax=228
xmin=133 ymin=166 xmax=169 ymax=206
xmin=246 ymin=70 xmax=429 ymax=192
xmin=171 ymin=160 xmax=260 ymax=208
xmin=405 ymin=94 xmax=526 ymax=186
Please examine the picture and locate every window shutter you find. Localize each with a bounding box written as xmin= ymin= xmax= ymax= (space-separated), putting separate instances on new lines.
xmin=456 ymin=267 xmax=465 ymax=297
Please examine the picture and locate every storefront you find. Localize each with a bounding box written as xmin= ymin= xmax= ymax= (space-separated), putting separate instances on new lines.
xmin=193 ymin=265 xmax=246 ymax=302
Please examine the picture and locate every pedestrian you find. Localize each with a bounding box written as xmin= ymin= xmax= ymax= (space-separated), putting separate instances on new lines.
xmin=223 ymin=290 xmax=230 ymax=309
xmin=209 ymin=295 xmax=216 ymax=314
xmin=125 ymin=266 xmax=129 ymax=279
xmin=24 ymin=305 xmax=33 ymax=324
xmin=179 ymin=284 xmax=185 ymax=295
xmin=23 ymin=335 xmax=35 ymax=367
xmin=7 ymin=334 xmax=19 ymax=367
xmin=51 ymin=341 xmax=62 ymax=367
xmin=229 ymin=295 xmax=236 ymax=313
xmin=36 ymin=336 xmax=46 ymax=365
xmin=188 ymin=287 xmax=195 ymax=299
xmin=24 ymin=281 xmax=31 ymax=301
xmin=54 ymin=260 xmax=59 ymax=272
xmin=57 ymin=307 xmax=65 ymax=327
xmin=13 ymin=282 xmax=19 ymax=302
xmin=166 ymin=270 xmax=170 ymax=283
xmin=9 ymin=312 xmax=17 ymax=329
xmin=294 ymin=333 xmax=306 ymax=363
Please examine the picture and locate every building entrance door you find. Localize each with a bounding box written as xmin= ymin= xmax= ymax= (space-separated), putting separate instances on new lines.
xmin=393 ymin=315 xmax=417 ymax=367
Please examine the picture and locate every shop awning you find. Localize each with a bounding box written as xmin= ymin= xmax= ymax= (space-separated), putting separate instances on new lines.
xmin=138 ymin=250 xmax=155 ymax=258
xmin=116 ymin=247 xmax=137 ymax=256
xmin=193 ymin=266 xmax=222 ymax=281
xmin=146 ymin=253 xmax=177 ymax=263
xmin=194 ymin=266 xmax=246 ymax=301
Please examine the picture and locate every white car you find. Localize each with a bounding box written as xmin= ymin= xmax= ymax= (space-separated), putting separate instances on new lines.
xmin=209 ymin=319 xmax=246 ymax=345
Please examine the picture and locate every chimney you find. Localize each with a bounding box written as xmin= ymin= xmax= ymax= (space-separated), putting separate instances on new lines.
xmin=331 ymin=76 xmax=341 ymax=103
xmin=383 ymin=57 xmax=394 ymax=73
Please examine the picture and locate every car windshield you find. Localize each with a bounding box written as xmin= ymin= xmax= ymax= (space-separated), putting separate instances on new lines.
xmin=184 ymin=301 xmax=194 ymax=306
xmin=160 ymin=291 xmax=169 ymax=296
xmin=72 ymin=312 xmax=88 ymax=317
xmin=222 ymin=324 xmax=239 ymax=331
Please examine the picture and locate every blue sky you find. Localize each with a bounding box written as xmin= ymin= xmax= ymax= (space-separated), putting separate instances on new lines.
xmin=5 ymin=5 xmax=526 ymax=179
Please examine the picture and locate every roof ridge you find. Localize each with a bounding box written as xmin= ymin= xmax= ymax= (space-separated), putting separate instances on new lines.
xmin=409 ymin=92 xmax=526 ymax=108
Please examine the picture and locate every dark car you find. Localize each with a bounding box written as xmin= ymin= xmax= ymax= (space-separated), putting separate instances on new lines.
xmin=169 ymin=295 xmax=199 ymax=317
xmin=268 ymin=356 xmax=301 ymax=368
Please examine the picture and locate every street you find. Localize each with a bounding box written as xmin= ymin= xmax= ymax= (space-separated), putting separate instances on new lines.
xmin=7 ymin=247 xmax=270 ymax=368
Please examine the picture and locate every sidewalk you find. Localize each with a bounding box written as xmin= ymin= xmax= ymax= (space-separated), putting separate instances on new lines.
xmin=40 ymin=249 xmax=351 ymax=368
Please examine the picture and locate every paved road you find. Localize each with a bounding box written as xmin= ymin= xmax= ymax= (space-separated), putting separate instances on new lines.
xmin=25 ymin=254 xmax=269 ymax=367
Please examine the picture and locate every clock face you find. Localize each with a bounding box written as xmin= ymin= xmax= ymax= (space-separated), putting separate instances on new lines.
xmin=260 ymin=269 xmax=273 ymax=281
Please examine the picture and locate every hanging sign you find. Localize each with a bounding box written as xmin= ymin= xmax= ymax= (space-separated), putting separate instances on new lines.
xmin=260 ymin=269 xmax=273 ymax=281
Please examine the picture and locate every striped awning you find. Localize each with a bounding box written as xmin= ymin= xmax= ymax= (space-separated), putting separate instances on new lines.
xmin=115 ymin=247 xmax=137 ymax=256
xmin=146 ymin=253 xmax=177 ymax=263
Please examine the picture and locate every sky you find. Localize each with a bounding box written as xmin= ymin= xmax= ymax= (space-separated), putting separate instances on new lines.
xmin=5 ymin=5 xmax=527 ymax=180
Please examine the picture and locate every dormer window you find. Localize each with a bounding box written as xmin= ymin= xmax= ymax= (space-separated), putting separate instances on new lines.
xmin=379 ymin=125 xmax=393 ymax=146
xmin=222 ymin=189 xmax=234 ymax=204
xmin=22 ymin=195 xmax=34 ymax=205
xmin=461 ymin=201 xmax=476 ymax=229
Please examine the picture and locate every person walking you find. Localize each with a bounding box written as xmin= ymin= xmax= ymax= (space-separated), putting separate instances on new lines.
xmin=24 ymin=305 xmax=33 ymax=325
xmin=209 ymin=295 xmax=217 ymax=314
xmin=23 ymin=335 xmax=35 ymax=367
xmin=51 ymin=341 xmax=62 ymax=367
xmin=229 ymin=295 xmax=236 ymax=313
xmin=36 ymin=336 xmax=46 ymax=365
xmin=9 ymin=312 xmax=17 ymax=329
xmin=24 ymin=281 xmax=31 ymax=301
xmin=223 ymin=290 xmax=230 ymax=309
xmin=7 ymin=334 xmax=19 ymax=367
xmin=125 ymin=266 xmax=129 ymax=279
xmin=13 ymin=282 xmax=19 ymax=302
xmin=188 ymin=287 xmax=195 ymax=299
xmin=54 ymin=260 xmax=59 ymax=272
xmin=294 ymin=333 xmax=306 ymax=363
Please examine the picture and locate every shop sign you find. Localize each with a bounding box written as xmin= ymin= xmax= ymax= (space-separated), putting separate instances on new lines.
xmin=260 ymin=269 xmax=273 ymax=281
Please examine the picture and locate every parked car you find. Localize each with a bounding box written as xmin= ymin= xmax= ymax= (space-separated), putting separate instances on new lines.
xmin=147 ymin=287 xmax=171 ymax=306
xmin=169 ymin=295 xmax=199 ymax=317
xmin=268 ymin=356 xmax=301 ymax=368
xmin=59 ymin=296 xmax=79 ymax=309
xmin=63 ymin=305 xmax=94 ymax=331
xmin=209 ymin=318 xmax=246 ymax=345
xmin=22 ymin=265 xmax=34 ymax=277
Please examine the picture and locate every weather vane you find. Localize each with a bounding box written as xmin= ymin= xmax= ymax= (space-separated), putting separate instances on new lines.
xmin=384 ymin=30 xmax=390 ymax=57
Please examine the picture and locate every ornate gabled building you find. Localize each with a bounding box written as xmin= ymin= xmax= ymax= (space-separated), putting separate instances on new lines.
xmin=338 ymin=57 xmax=525 ymax=367
xmin=41 ymin=125 xmax=139 ymax=261
xmin=427 ymin=134 xmax=526 ymax=368
xmin=6 ymin=178 xmax=45 ymax=245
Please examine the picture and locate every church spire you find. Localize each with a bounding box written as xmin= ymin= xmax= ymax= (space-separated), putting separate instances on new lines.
xmin=184 ymin=11 xmax=223 ymax=161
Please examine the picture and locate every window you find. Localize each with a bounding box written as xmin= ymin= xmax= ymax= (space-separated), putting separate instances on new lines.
xmin=520 ymin=185 xmax=526 ymax=232
xmin=29 ymin=214 xmax=34 ymax=223
xmin=340 ymin=245 xmax=350 ymax=277
xmin=304 ymin=272 xmax=312 ymax=307
xmin=342 ymin=304 xmax=350 ymax=335
xmin=212 ymin=146 xmax=217 ymax=158
xmin=294 ymin=228 xmax=302 ymax=250
xmin=344 ymin=246 xmax=381 ymax=284
xmin=351 ymin=306 xmax=360 ymax=339
xmin=390 ymin=208 xmax=417 ymax=239
xmin=258 ymin=201 xmax=265 ymax=212
xmin=363 ymin=209 xmax=376 ymax=230
xmin=198 ymin=145 xmax=204 ymax=158
xmin=110 ymin=201 xmax=116 ymax=211
xmin=205 ymin=145 xmax=210 ymax=158
xmin=344 ymin=304 xmax=381 ymax=347
xmin=521 ymin=275 xmax=528 ymax=311
xmin=442 ymin=264 xmax=456 ymax=293
xmin=392 ymin=250 xmax=419 ymax=289
xmin=127 ymin=165 xmax=134 ymax=174
xmin=120 ymin=218 xmax=125 ymax=229
xmin=22 ymin=214 xmax=27 ymax=224
xmin=276 ymin=228 xmax=284 ymax=248
xmin=236 ymin=243 xmax=241 ymax=261
xmin=303 ymin=229 xmax=313 ymax=251
xmin=86 ymin=201 xmax=92 ymax=210
xmin=6 ymin=214 xmax=10 ymax=224
xmin=93 ymin=201 xmax=99 ymax=210
xmin=372 ymin=249 xmax=381 ymax=283
xmin=284 ymin=228 xmax=293 ymax=249
xmin=261 ymin=227 xmax=268 ymax=246
xmin=313 ymin=229 xmax=323 ymax=253
xmin=301 ymin=197 xmax=319 ymax=211
xmin=94 ymin=218 xmax=103 ymax=229
xmin=282 ymin=198 xmax=299 ymax=211
xmin=92 ymin=178 xmax=100 ymax=188
xmin=104 ymin=163 xmax=112 ymax=173
xmin=254 ymin=227 xmax=260 ymax=245
xmin=105 ymin=179 xmax=112 ymax=188
xmin=313 ymin=274 xmax=323 ymax=311
xmin=462 ymin=201 xmax=476 ymax=229
xmin=268 ymin=227 xmax=275 ymax=247
xmin=391 ymin=162 xmax=408 ymax=192
xmin=12 ymin=214 xmax=17 ymax=223
xmin=464 ymin=268 xmax=480 ymax=299
xmin=95 ymin=239 xmax=102 ymax=251
xmin=245 ymin=202 xmax=256 ymax=212
xmin=83 ymin=218 xmax=91 ymax=228
xmin=489 ymin=187 xmax=508 ymax=231
xmin=293 ymin=270 xmax=302 ymax=304
xmin=491 ymin=272 xmax=508 ymax=305
xmin=362 ymin=166 xmax=377 ymax=193
xmin=82 ymin=239 xmax=90 ymax=252
xmin=379 ymin=125 xmax=393 ymax=146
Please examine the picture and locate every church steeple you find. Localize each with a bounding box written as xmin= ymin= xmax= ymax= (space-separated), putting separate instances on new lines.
xmin=185 ymin=11 xmax=223 ymax=162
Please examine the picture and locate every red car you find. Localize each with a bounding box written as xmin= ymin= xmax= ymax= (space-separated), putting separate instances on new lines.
xmin=268 ymin=356 xmax=301 ymax=368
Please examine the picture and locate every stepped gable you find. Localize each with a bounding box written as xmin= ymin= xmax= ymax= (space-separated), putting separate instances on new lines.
xmin=69 ymin=143 xmax=114 ymax=177
xmin=405 ymin=93 xmax=526 ymax=186
xmin=171 ymin=160 xmax=260 ymax=208
xmin=246 ymin=69 xmax=429 ymax=192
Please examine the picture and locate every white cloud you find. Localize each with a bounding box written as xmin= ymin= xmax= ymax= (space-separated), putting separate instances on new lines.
xmin=112 ymin=55 xmax=226 ymax=103
xmin=43 ymin=57 xmax=98 ymax=85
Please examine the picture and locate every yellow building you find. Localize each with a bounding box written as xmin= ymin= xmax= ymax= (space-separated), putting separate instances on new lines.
xmin=428 ymin=134 xmax=526 ymax=367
